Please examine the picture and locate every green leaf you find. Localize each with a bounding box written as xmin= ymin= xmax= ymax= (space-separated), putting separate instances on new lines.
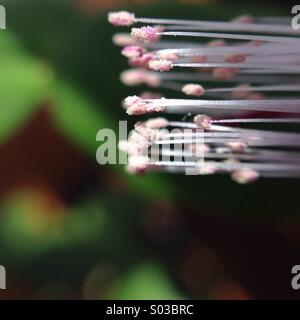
xmin=0 ymin=32 xmax=53 ymax=143
xmin=51 ymin=79 xmax=113 ymax=155
xmin=109 ymin=262 xmax=183 ymax=300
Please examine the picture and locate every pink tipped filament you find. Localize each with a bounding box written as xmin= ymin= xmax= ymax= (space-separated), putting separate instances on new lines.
xmin=149 ymin=59 xmax=173 ymax=72
xmin=182 ymin=84 xmax=205 ymax=96
xmin=108 ymin=11 xmax=135 ymax=26
xmin=131 ymin=26 xmax=160 ymax=43
xmin=121 ymin=46 xmax=144 ymax=59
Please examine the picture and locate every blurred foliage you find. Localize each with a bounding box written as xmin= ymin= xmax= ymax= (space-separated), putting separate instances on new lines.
xmin=0 ymin=189 xmax=105 ymax=263
xmin=0 ymin=32 xmax=53 ymax=143
xmin=108 ymin=262 xmax=183 ymax=300
xmin=0 ymin=188 xmax=184 ymax=298
xmin=51 ymin=80 xmax=112 ymax=155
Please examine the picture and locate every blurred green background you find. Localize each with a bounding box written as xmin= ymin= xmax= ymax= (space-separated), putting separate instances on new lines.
xmin=0 ymin=0 xmax=299 ymax=300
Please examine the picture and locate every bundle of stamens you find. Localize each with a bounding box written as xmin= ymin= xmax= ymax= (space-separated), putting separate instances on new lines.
xmin=109 ymin=11 xmax=300 ymax=183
